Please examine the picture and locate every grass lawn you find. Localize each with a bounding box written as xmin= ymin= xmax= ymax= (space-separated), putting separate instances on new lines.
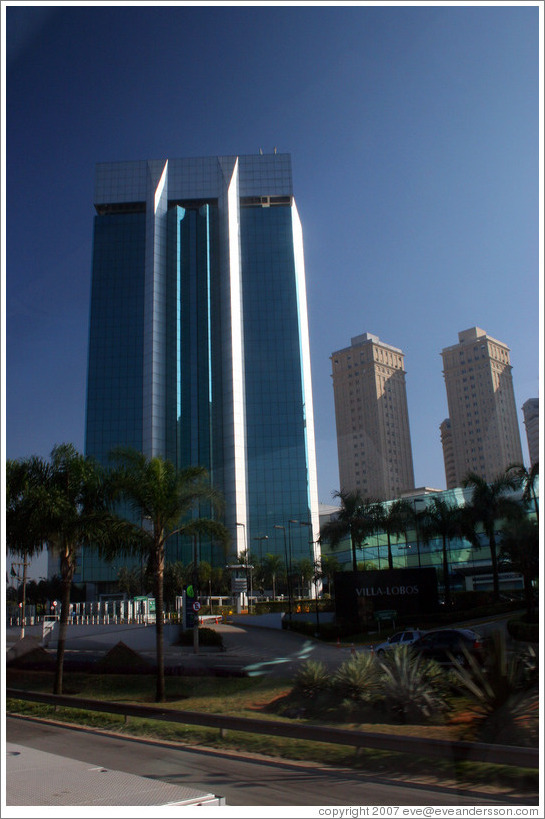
xmin=6 ymin=667 xmax=538 ymax=797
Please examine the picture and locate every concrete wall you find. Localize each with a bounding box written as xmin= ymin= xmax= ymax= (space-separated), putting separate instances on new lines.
xmin=6 ymin=623 xmax=182 ymax=652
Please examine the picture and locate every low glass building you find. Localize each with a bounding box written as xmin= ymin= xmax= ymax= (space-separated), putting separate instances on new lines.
xmin=319 ymin=481 xmax=538 ymax=596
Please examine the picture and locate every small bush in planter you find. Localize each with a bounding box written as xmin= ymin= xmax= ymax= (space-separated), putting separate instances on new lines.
xmin=377 ymin=646 xmax=449 ymax=723
xmin=293 ymin=660 xmax=331 ymax=699
xmin=177 ymin=627 xmax=223 ymax=647
xmin=333 ymin=653 xmax=380 ymax=704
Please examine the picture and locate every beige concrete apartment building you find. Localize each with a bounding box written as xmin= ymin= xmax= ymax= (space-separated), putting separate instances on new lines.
xmin=331 ymin=332 xmax=415 ymax=501
xmin=440 ymin=327 xmax=523 ymax=488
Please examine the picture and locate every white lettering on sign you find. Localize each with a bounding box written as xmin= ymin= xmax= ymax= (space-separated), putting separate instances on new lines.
xmin=355 ymin=585 xmax=419 ymax=597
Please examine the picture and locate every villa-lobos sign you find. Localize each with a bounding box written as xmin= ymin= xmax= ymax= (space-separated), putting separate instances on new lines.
xmin=334 ymin=568 xmax=438 ymax=626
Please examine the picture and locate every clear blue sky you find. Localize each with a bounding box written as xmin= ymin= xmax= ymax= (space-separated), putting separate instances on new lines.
xmin=4 ymin=3 xmax=541 ymax=557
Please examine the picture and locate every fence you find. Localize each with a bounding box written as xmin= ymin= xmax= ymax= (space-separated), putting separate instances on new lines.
xmin=5 ymin=689 xmax=538 ymax=770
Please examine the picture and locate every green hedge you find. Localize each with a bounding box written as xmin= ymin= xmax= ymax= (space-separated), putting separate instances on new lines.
xmin=255 ymin=599 xmax=334 ymax=615
xmin=177 ymin=627 xmax=223 ymax=647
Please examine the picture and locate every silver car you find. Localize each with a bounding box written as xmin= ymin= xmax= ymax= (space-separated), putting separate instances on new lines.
xmin=373 ymin=629 xmax=424 ymax=655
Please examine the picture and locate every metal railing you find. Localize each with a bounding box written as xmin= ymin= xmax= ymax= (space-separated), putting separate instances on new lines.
xmin=5 ymin=688 xmax=538 ymax=769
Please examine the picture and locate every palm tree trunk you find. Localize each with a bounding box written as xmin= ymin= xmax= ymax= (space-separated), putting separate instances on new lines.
xmin=442 ymin=534 xmax=451 ymax=608
xmin=523 ymin=571 xmax=534 ymax=619
xmin=489 ymin=530 xmax=500 ymax=602
xmin=54 ymin=546 xmax=74 ymax=695
xmin=154 ymin=545 xmax=166 ymax=703
xmin=387 ymin=532 xmax=393 ymax=571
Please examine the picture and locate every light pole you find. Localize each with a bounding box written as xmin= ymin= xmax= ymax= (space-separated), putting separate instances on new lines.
xmin=274 ymin=525 xmax=292 ymax=626
xmin=11 ymin=553 xmax=30 ymax=639
xmin=298 ymin=521 xmax=314 ymax=598
xmin=413 ymin=499 xmax=426 ymax=568
xmin=288 ymin=519 xmax=299 ymax=601
xmin=253 ymin=535 xmax=268 ymax=599
xmin=299 ymin=524 xmax=322 ymax=637
xmin=236 ymin=522 xmax=248 ymax=610
xmin=192 ymin=534 xmax=199 ymax=654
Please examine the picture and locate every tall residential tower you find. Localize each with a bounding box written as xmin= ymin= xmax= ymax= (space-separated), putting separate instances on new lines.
xmin=522 ymin=398 xmax=539 ymax=468
xmin=440 ymin=327 xmax=523 ymax=488
xmin=84 ymin=154 xmax=319 ymax=590
xmin=331 ymin=332 xmax=415 ymax=501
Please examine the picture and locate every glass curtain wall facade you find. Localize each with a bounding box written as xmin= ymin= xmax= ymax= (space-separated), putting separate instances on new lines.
xmin=83 ymin=155 xmax=319 ymax=591
xmin=319 ymin=482 xmax=538 ymax=596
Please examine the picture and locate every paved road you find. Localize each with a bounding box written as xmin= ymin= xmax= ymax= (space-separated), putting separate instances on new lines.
xmin=162 ymin=614 xmax=527 ymax=677
xmin=7 ymin=613 xmax=525 ymax=680
xmin=6 ymin=717 xmax=537 ymax=808
xmin=197 ymin=622 xmax=366 ymax=676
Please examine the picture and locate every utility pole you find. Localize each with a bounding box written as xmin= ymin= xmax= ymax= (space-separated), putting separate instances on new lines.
xmin=11 ymin=553 xmax=30 ymax=639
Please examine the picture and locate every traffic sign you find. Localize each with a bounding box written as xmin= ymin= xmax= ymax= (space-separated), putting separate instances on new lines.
xmin=192 ymin=601 xmax=201 ymax=612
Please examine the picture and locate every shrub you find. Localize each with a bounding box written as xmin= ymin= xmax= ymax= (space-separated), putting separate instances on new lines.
xmin=177 ymin=627 xmax=223 ymax=647
xmin=451 ymin=631 xmax=539 ymax=745
xmin=452 ymin=630 xmax=538 ymax=713
xmin=333 ymin=653 xmax=380 ymax=703
xmin=377 ymin=646 xmax=449 ymax=723
xmin=293 ymin=660 xmax=331 ymax=699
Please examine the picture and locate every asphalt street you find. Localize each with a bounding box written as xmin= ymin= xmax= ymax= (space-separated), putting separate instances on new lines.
xmin=6 ymin=717 xmax=538 ymax=808
xmin=5 ymin=613 xmax=537 ymax=809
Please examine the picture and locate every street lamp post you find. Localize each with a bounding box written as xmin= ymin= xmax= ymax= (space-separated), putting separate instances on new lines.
xmin=253 ymin=535 xmax=268 ymax=600
xmin=274 ymin=525 xmax=292 ymax=627
xmin=312 ymin=543 xmax=321 ymax=637
xmin=236 ymin=522 xmax=248 ymax=610
xmin=298 ymin=521 xmax=321 ymax=638
xmin=288 ymin=519 xmax=299 ymax=601
xmin=11 ymin=554 xmax=30 ymax=639
xmin=298 ymin=521 xmax=314 ymax=598
xmin=192 ymin=534 xmax=199 ymax=654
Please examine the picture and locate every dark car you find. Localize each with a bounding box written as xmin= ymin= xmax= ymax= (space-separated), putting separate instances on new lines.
xmin=410 ymin=628 xmax=485 ymax=667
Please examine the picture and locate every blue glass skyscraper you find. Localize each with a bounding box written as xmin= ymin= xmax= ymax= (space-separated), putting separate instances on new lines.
xmin=84 ymin=154 xmax=320 ymax=590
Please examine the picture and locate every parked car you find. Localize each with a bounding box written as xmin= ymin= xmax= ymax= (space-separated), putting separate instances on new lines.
xmin=409 ymin=628 xmax=485 ymax=667
xmin=374 ymin=629 xmax=424 ymax=655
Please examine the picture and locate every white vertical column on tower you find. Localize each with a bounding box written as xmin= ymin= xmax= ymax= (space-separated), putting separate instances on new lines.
xmin=217 ymin=157 xmax=248 ymax=557
xmin=143 ymin=159 xmax=169 ymax=458
xmin=292 ymin=200 xmax=321 ymax=579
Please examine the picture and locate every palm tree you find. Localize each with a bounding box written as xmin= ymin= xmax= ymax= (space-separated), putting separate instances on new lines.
xmin=163 ymin=561 xmax=187 ymax=609
xmin=6 ymin=456 xmax=52 ymax=638
xmin=319 ymin=553 xmax=342 ymax=597
xmin=499 ymin=517 xmax=538 ymax=619
xmin=117 ymin=565 xmax=145 ymax=598
xmin=8 ymin=444 xmax=124 ymax=694
xmin=506 ymin=462 xmax=539 ymax=521
xmin=106 ymin=447 xmax=230 ymax=702
xmin=462 ymin=471 xmax=521 ymax=602
xmin=293 ymin=557 xmax=313 ymax=598
xmin=373 ymin=499 xmax=413 ymax=570
xmin=420 ymin=497 xmax=464 ymax=608
xmin=320 ymin=490 xmax=378 ymax=571
xmin=262 ymin=553 xmax=284 ymax=600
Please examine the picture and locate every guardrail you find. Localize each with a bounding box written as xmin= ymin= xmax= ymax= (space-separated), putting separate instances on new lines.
xmin=5 ymin=688 xmax=538 ymax=769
